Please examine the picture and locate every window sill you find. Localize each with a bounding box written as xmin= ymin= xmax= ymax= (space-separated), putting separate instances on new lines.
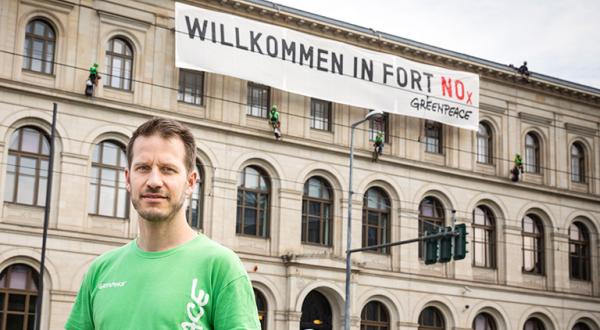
xmin=104 ymin=86 xmax=133 ymax=93
xmin=236 ymin=233 xmax=269 ymax=240
xmin=301 ymin=241 xmax=332 ymax=248
xmin=88 ymin=213 xmax=128 ymax=220
xmin=22 ymin=69 xmax=55 ymax=77
xmin=3 ymin=201 xmax=45 ymax=208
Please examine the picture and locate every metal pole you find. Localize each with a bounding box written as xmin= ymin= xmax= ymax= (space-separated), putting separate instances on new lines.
xmin=35 ymin=103 xmax=57 ymax=330
xmin=344 ymin=118 xmax=368 ymax=330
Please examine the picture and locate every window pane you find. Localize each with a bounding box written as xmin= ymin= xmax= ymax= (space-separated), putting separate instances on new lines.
xmin=244 ymin=168 xmax=259 ymax=189
xmin=88 ymin=183 xmax=98 ymax=213
xmin=7 ymin=314 xmax=25 ymax=329
xmin=116 ymin=188 xmax=127 ymax=218
xmin=8 ymin=293 xmax=26 ymax=312
xmin=16 ymin=174 xmax=35 ymax=205
xmin=102 ymin=143 xmax=118 ymax=166
xmin=28 ymin=296 xmax=37 ymax=313
xmin=124 ymin=59 xmax=131 ymax=90
xmin=101 ymin=169 xmax=116 ymax=186
xmin=113 ymin=39 xmax=124 ymax=54
xmin=99 ymin=186 xmax=116 ymax=216
xmin=33 ymin=22 xmax=45 ymax=36
xmin=21 ymin=129 xmax=41 ymax=153
xmin=244 ymin=210 xmax=257 ymax=235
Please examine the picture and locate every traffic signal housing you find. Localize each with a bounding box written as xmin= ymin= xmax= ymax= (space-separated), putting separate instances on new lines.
xmin=423 ymin=230 xmax=438 ymax=265
xmin=439 ymin=227 xmax=453 ymax=263
xmin=453 ymin=223 xmax=468 ymax=260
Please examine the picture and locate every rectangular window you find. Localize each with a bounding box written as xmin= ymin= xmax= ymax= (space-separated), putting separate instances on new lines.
xmin=425 ymin=120 xmax=443 ymax=154
xmin=369 ymin=113 xmax=389 ymax=142
xmin=310 ymin=98 xmax=332 ymax=131
xmin=178 ymin=69 xmax=205 ymax=106
xmin=247 ymin=82 xmax=270 ymax=118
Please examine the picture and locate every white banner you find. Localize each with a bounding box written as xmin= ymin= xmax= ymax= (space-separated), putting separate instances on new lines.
xmin=175 ymin=3 xmax=479 ymax=130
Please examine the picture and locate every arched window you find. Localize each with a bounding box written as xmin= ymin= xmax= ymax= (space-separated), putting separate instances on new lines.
xmin=425 ymin=120 xmax=443 ymax=154
xmin=23 ymin=19 xmax=55 ymax=74
xmin=569 ymin=222 xmax=590 ymax=281
xmin=573 ymin=322 xmax=591 ymax=330
xmin=524 ymin=317 xmax=545 ymax=330
xmin=186 ymin=162 xmax=204 ymax=230
xmin=5 ymin=127 xmax=50 ymax=206
xmin=418 ymin=197 xmax=444 ymax=258
xmin=360 ymin=301 xmax=390 ymax=330
xmin=525 ymin=133 xmax=540 ymax=173
xmin=0 ymin=264 xmax=39 ymax=330
xmin=571 ymin=143 xmax=585 ymax=183
xmin=236 ymin=166 xmax=270 ymax=237
xmin=473 ymin=206 xmax=496 ymax=268
xmin=105 ymin=37 xmax=133 ymax=90
xmin=300 ymin=291 xmax=332 ymax=330
xmin=362 ymin=187 xmax=391 ymax=253
xmin=88 ymin=141 xmax=129 ymax=218
xmin=253 ymin=288 xmax=267 ymax=330
xmin=473 ymin=313 xmax=497 ymax=330
xmin=418 ymin=306 xmax=445 ymax=330
xmin=522 ymin=215 xmax=544 ymax=274
xmin=302 ymin=176 xmax=333 ymax=246
xmin=477 ymin=122 xmax=493 ymax=164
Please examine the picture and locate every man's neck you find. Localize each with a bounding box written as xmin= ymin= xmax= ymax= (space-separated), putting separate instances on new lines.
xmin=136 ymin=214 xmax=197 ymax=252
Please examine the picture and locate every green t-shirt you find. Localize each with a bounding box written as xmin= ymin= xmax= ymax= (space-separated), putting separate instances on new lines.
xmin=65 ymin=235 xmax=260 ymax=330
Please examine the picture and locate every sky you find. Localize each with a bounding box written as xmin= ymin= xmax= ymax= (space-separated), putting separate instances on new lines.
xmin=270 ymin=0 xmax=600 ymax=90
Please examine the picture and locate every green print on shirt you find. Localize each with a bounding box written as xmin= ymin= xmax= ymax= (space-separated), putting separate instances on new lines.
xmin=66 ymin=234 xmax=261 ymax=330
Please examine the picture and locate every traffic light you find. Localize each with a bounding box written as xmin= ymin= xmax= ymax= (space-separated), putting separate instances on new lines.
xmin=423 ymin=230 xmax=439 ymax=265
xmin=438 ymin=227 xmax=453 ymax=263
xmin=453 ymin=223 xmax=468 ymax=260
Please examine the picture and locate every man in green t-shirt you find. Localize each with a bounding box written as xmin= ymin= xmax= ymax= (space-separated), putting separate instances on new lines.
xmin=66 ymin=118 xmax=261 ymax=330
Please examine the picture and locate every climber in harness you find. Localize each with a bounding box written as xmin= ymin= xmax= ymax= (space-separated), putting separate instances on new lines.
xmin=268 ymin=105 xmax=281 ymax=140
xmin=510 ymin=153 xmax=524 ymax=182
xmin=85 ymin=63 xmax=101 ymax=96
xmin=373 ymin=130 xmax=384 ymax=161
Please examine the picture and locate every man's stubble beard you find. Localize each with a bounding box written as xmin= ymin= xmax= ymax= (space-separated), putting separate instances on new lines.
xmin=132 ymin=190 xmax=187 ymax=223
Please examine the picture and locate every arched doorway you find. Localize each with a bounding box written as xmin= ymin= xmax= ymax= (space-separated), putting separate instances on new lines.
xmin=300 ymin=290 xmax=332 ymax=330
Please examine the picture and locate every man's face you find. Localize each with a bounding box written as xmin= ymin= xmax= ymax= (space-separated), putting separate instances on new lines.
xmin=125 ymin=134 xmax=196 ymax=223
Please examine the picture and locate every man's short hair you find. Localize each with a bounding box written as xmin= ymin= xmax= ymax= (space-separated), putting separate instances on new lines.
xmin=127 ymin=118 xmax=196 ymax=173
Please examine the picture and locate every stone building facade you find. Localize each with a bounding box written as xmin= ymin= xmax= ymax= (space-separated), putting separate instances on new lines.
xmin=0 ymin=0 xmax=599 ymax=329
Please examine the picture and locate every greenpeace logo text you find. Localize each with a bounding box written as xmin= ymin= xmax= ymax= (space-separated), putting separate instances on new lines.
xmin=98 ymin=281 xmax=127 ymax=290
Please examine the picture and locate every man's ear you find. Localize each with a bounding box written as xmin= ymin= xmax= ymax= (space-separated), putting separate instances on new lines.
xmin=125 ymin=168 xmax=131 ymax=193
xmin=186 ymin=170 xmax=198 ymax=196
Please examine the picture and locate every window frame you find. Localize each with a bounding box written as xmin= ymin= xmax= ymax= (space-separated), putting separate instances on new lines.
xmin=253 ymin=288 xmax=267 ymax=330
xmin=369 ymin=113 xmax=390 ymax=143
xmin=88 ymin=141 xmax=129 ymax=218
xmin=246 ymin=82 xmax=271 ymax=118
xmin=23 ymin=19 xmax=56 ymax=75
xmin=473 ymin=313 xmax=497 ymax=330
xmin=360 ymin=301 xmax=390 ymax=330
xmin=472 ymin=206 xmax=496 ymax=268
xmin=0 ymin=264 xmax=39 ymax=330
xmin=569 ymin=222 xmax=590 ymax=281
xmin=310 ymin=98 xmax=332 ymax=131
xmin=425 ymin=120 xmax=443 ymax=154
xmin=522 ymin=214 xmax=544 ymax=275
xmin=477 ymin=122 xmax=493 ymax=164
xmin=236 ymin=166 xmax=270 ymax=238
xmin=178 ymin=69 xmax=205 ymax=106
xmin=105 ymin=37 xmax=134 ymax=90
xmin=362 ymin=187 xmax=391 ymax=254
xmin=418 ymin=306 xmax=445 ymax=330
xmin=5 ymin=127 xmax=50 ymax=207
xmin=570 ymin=143 xmax=586 ymax=183
xmin=418 ymin=197 xmax=445 ymax=258
xmin=186 ymin=162 xmax=204 ymax=230
xmin=524 ymin=132 xmax=541 ymax=173
xmin=301 ymin=177 xmax=333 ymax=246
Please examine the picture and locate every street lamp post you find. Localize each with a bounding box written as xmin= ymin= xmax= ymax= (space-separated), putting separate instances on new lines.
xmin=344 ymin=110 xmax=384 ymax=330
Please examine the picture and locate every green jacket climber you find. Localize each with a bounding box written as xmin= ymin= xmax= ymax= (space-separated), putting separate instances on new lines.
xmin=268 ymin=105 xmax=279 ymax=124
